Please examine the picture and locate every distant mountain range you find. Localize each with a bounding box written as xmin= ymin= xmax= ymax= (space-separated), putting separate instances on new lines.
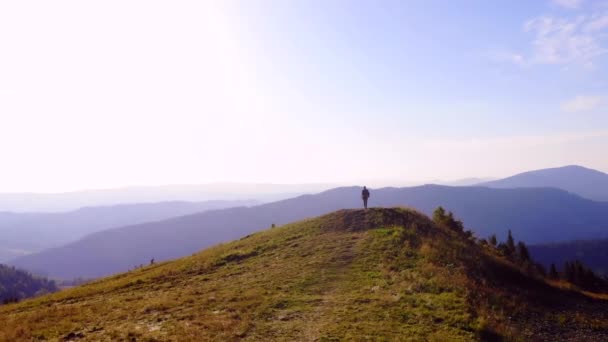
xmin=1 ymin=165 xmax=605 ymax=212
xmin=0 ymin=183 xmax=336 ymax=212
xmin=435 ymin=177 xmax=496 ymax=186
xmin=0 ymin=200 xmax=257 ymax=262
xmin=11 ymin=185 xmax=608 ymax=279
xmin=478 ymin=165 xmax=608 ymax=201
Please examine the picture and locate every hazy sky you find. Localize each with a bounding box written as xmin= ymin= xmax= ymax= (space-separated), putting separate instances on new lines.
xmin=1 ymin=0 xmax=608 ymax=192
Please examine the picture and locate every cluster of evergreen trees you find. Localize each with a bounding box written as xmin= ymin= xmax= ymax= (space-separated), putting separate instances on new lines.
xmin=0 ymin=264 xmax=58 ymax=304
xmin=548 ymin=260 xmax=608 ymax=292
xmin=433 ymin=207 xmax=607 ymax=292
xmin=484 ymin=230 xmax=546 ymax=275
xmin=489 ymin=230 xmax=607 ymax=291
xmin=487 ymin=230 xmax=532 ymax=264
xmin=432 ymin=206 xmax=464 ymax=232
xmin=487 ymin=229 xmax=607 ymax=291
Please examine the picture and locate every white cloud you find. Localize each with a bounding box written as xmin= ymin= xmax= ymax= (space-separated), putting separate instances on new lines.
xmin=553 ymin=0 xmax=584 ymax=9
xmin=585 ymin=14 xmax=608 ymax=31
xmin=491 ymin=51 xmax=528 ymax=66
xmin=560 ymin=95 xmax=604 ymax=112
xmin=521 ymin=15 xmax=607 ymax=67
xmin=498 ymin=5 xmax=608 ymax=68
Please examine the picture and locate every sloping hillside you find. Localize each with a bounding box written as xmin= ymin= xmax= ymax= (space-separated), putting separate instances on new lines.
xmin=479 ymin=165 xmax=608 ymax=201
xmin=0 ymin=200 xmax=257 ymax=263
xmin=11 ymin=185 xmax=608 ymax=279
xmin=1 ymin=208 xmax=607 ymax=341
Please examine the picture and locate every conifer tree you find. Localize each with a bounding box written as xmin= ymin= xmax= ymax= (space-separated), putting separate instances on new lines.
xmin=489 ymin=234 xmax=497 ymax=247
xmin=564 ymin=261 xmax=574 ymax=282
xmin=506 ymin=230 xmax=516 ymax=255
xmin=549 ymin=264 xmax=559 ymax=279
xmin=574 ymin=261 xmax=585 ymax=285
xmin=516 ymin=241 xmax=530 ymax=263
xmin=432 ymin=207 xmax=446 ymax=224
xmin=448 ymin=212 xmax=465 ymax=232
xmin=497 ymin=242 xmax=510 ymax=256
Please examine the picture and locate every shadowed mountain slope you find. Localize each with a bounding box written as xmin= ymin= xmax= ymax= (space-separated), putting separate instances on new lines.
xmin=10 ymin=185 xmax=608 ymax=279
xmin=0 ymin=200 xmax=257 ymax=263
xmin=530 ymin=239 xmax=608 ymax=275
xmin=1 ymin=208 xmax=607 ymax=341
xmin=479 ymin=165 xmax=608 ymax=201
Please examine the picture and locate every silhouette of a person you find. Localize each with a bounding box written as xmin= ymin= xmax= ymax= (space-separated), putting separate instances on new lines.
xmin=362 ymin=186 xmax=370 ymax=209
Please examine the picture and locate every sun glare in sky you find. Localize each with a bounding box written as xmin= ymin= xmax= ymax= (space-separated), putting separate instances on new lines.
xmin=1 ymin=0 xmax=607 ymax=192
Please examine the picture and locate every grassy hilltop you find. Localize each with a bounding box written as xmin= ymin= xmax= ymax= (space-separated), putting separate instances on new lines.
xmin=1 ymin=208 xmax=607 ymax=341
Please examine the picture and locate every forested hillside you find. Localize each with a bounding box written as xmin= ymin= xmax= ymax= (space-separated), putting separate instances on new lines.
xmin=0 ymin=264 xmax=57 ymax=304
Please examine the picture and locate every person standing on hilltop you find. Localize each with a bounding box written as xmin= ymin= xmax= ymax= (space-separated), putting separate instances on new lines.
xmin=362 ymin=186 xmax=370 ymax=209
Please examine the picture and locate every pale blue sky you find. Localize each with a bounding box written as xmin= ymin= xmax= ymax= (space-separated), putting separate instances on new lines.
xmin=233 ymin=0 xmax=607 ymax=135
xmin=0 ymin=0 xmax=607 ymax=192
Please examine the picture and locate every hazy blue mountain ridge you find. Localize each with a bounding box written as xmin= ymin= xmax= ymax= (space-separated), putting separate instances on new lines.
xmin=0 ymin=200 xmax=257 ymax=262
xmin=11 ymin=185 xmax=608 ymax=279
xmin=479 ymin=165 xmax=608 ymax=201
